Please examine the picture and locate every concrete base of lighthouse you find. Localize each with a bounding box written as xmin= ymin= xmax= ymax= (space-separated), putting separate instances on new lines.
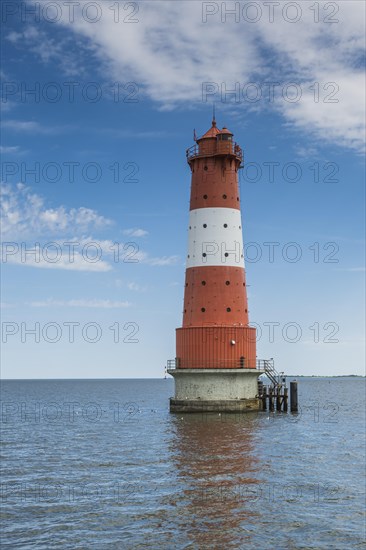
xmin=168 ymin=368 xmax=264 ymax=413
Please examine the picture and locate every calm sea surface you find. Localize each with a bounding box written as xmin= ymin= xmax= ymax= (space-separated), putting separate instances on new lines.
xmin=1 ymin=377 xmax=365 ymax=549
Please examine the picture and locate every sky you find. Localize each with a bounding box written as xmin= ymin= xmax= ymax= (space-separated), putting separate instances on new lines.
xmin=1 ymin=0 xmax=365 ymax=378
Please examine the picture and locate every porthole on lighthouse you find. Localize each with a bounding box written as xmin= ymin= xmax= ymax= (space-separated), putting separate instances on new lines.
xmin=167 ymin=117 xmax=278 ymax=413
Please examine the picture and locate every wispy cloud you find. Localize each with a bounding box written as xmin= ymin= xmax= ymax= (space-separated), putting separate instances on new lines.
xmin=25 ymin=0 xmax=365 ymax=152
xmin=335 ymin=266 xmax=365 ymax=273
xmin=2 ymin=120 xmax=74 ymax=135
xmin=123 ymin=228 xmax=148 ymax=238
xmin=293 ymin=145 xmax=318 ymax=159
xmin=144 ymin=255 xmax=179 ymax=266
xmin=1 ymin=184 xmax=179 ymax=271
xmin=3 ymin=250 xmax=112 ymax=272
xmin=1 ymin=183 xmax=115 ymax=271
xmin=127 ymin=282 xmax=147 ymax=292
xmin=114 ymin=250 xmax=179 ymax=267
xmin=2 ymin=120 xmax=43 ymax=132
xmin=0 ymin=102 xmax=17 ymax=114
xmin=6 ymin=24 xmax=87 ymax=77
xmin=1 ymin=183 xmax=112 ymax=240
xmin=0 ymin=146 xmax=21 ymax=154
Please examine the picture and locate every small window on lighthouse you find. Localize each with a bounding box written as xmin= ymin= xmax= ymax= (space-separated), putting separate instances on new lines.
xmin=219 ymin=134 xmax=232 ymax=142
xmin=203 ymin=194 xmax=208 ymax=199
xmin=201 ymin=281 xmax=206 ymax=286
xmin=223 ymin=194 xmax=227 ymax=199
xmin=203 ymin=224 xmax=207 ymax=228
xmin=227 ymin=307 xmax=231 ymax=312
xmin=225 ymin=281 xmax=230 ymax=285
xmin=202 ymin=253 xmax=207 ymax=257
xmin=201 ymin=308 xmax=206 ymax=312
xmin=223 ymin=223 xmax=228 ymax=228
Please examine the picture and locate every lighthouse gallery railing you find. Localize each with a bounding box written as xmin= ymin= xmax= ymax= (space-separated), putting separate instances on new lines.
xmin=167 ymin=358 xmax=284 ymax=380
xmin=186 ymin=142 xmax=243 ymax=161
xmin=167 ymin=358 xmax=261 ymax=370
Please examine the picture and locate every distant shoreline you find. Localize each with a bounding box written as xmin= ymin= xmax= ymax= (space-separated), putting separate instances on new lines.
xmin=268 ymin=375 xmax=366 ymax=379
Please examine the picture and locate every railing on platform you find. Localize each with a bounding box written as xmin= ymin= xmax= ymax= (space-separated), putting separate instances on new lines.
xmin=186 ymin=142 xmax=243 ymax=162
xmin=167 ymin=358 xmax=286 ymax=383
xmin=167 ymin=358 xmax=256 ymax=370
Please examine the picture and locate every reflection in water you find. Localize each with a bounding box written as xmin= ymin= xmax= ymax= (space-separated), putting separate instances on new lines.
xmin=167 ymin=412 xmax=262 ymax=548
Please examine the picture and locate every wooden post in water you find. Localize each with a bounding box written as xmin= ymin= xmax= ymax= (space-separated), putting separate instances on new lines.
xmin=262 ymin=385 xmax=267 ymax=410
xmin=269 ymin=386 xmax=274 ymax=411
xmin=290 ymin=381 xmax=298 ymax=412
xmin=283 ymin=387 xmax=288 ymax=412
xmin=276 ymin=385 xmax=282 ymax=411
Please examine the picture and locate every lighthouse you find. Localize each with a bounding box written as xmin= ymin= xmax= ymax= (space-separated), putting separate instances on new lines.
xmin=168 ymin=116 xmax=265 ymax=413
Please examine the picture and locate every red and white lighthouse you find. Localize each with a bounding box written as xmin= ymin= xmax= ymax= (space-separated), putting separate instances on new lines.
xmin=168 ymin=117 xmax=264 ymax=412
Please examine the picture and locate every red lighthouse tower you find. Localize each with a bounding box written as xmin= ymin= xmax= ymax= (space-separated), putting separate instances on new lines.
xmin=168 ymin=117 xmax=264 ymax=412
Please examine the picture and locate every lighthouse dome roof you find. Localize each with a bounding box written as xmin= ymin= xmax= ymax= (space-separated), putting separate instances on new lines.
xmin=198 ymin=120 xmax=234 ymax=140
xmin=199 ymin=124 xmax=221 ymax=139
xmin=218 ymin=126 xmax=233 ymax=135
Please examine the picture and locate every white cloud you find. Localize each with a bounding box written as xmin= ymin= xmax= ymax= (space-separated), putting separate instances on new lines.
xmin=127 ymin=282 xmax=147 ymax=292
xmin=1 ymin=185 xmax=178 ymax=271
xmin=2 ymin=249 xmax=112 ymax=272
xmin=123 ymin=228 xmax=148 ymax=237
xmin=29 ymin=299 xmax=131 ymax=308
xmin=28 ymin=0 xmax=364 ymax=152
xmin=1 ymin=184 xmax=115 ymax=271
xmin=114 ymin=250 xmax=179 ymax=267
xmin=6 ymin=24 xmax=86 ymax=76
xmin=293 ymin=145 xmax=318 ymax=159
xmin=0 ymin=146 xmax=21 ymax=154
xmin=2 ymin=120 xmax=73 ymax=134
xmin=0 ymin=102 xmax=17 ymax=114
xmin=2 ymin=120 xmax=43 ymax=132
xmin=1 ymin=183 xmax=112 ymax=240
xmin=6 ymin=31 xmax=22 ymax=43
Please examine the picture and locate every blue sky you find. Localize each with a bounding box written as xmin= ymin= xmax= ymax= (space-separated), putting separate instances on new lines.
xmin=1 ymin=0 xmax=365 ymax=378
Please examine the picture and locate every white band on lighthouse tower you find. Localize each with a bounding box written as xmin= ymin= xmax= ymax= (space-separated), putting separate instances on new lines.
xmin=186 ymin=207 xmax=245 ymax=269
